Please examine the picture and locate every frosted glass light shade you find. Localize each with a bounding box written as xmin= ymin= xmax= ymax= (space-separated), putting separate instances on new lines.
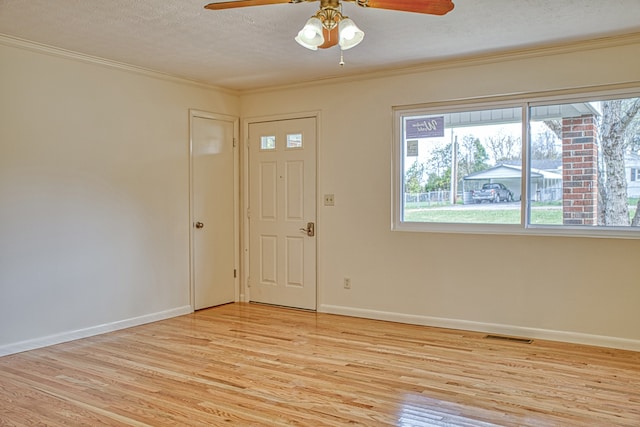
xmin=338 ymin=18 xmax=364 ymax=50
xmin=295 ymin=17 xmax=324 ymax=50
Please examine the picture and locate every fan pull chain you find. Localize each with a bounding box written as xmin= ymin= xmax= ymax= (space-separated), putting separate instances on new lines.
xmin=338 ymin=2 xmax=345 ymax=67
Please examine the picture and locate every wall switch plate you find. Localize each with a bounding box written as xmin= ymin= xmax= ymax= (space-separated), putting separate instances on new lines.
xmin=324 ymin=194 xmax=335 ymax=206
xmin=344 ymin=278 xmax=351 ymax=289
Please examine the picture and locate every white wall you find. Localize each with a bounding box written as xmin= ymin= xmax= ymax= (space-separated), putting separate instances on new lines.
xmin=240 ymin=37 xmax=640 ymax=350
xmin=2 ymin=35 xmax=639 ymax=355
xmin=0 ymin=40 xmax=239 ymax=354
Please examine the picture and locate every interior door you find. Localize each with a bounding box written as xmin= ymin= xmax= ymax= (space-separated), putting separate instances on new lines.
xmin=248 ymin=117 xmax=317 ymax=310
xmin=192 ymin=113 xmax=237 ymax=310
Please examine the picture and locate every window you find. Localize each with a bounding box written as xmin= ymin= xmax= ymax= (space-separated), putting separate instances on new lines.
xmin=260 ymin=133 xmax=303 ymax=150
xmin=394 ymin=89 xmax=640 ymax=237
xmin=287 ymin=133 xmax=303 ymax=148
xmin=397 ymin=105 xmax=523 ymax=226
xmin=261 ymin=135 xmax=276 ymax=150
xmin=529 ymin=96 xmax=640 ymax=228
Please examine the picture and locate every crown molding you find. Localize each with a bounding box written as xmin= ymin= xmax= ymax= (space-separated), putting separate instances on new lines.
xmin=2 ymin=31 xmax=639 ymax=97
xmin=242 ymin=32 xmax=640 ymax=95
xmin=0 ymin=33 xmax=239 ymax=96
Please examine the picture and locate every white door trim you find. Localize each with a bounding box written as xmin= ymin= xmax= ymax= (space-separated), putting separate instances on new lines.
xmin=241 ymin=111 xmax=321 ymax=305
xmin=189 ymin=109 xmax=240 ymax=310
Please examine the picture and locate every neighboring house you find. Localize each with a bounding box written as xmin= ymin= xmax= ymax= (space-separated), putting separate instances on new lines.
xmin=462 ymin=163 xmax=562 ymax=202
xmin=464 ymin=155 xmax=640 ymax=201
xmin=627 ymin=153 xmax=640 ymax=198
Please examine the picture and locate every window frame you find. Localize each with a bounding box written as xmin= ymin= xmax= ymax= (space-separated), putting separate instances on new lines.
xmin=392 ymin=85 xmax=640 ymax=239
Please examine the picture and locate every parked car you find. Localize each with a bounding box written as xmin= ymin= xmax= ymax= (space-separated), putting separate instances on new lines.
xmin=471 ymin=183 xmax=514 ymax=203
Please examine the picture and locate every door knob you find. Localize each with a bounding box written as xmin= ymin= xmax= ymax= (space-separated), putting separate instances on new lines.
xmin=299 ymin=222 xmax=315 ymax=237
xmin=195 ymin=221 xmax=204 ymax=229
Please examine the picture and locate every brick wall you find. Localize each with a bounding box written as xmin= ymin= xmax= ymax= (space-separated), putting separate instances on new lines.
xmin=562 ymin=115 xmax=598 ymax=225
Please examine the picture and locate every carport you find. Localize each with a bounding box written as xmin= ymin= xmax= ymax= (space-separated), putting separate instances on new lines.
xmin=462 ymin=164 xmax=562 ymax=202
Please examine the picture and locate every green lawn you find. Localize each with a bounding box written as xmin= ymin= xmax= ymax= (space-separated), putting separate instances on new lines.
xmin=404 ymin=207 xmax=522 ymax=224
xmin=404 ymin=204 xmax=637 ymax=224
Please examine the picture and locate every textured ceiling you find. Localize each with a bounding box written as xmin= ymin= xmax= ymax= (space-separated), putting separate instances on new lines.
xmin=1 ymin=0 xmax=639 ymax=91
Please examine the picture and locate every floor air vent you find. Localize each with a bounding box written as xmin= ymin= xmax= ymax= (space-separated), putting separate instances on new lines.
xmin=484 ymin=334 xmax=533 ymax=344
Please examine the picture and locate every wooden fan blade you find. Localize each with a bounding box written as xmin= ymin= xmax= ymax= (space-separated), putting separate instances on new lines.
xmin=205 ymin=0 xmax=293 ymax=10
xmin=362 ymin=0 xmax=454 ymax=16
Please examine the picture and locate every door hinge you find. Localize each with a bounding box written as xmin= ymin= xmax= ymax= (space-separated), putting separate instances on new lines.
xmin=233 ymin=137 xmax=237 ymax=148
xmin=247 ymin=276 xmax=251 ymax=288
xmin=247 ymin=208 xmax=251 ymax=219
xmin=234 ymin=269 xmax=237 ymax=278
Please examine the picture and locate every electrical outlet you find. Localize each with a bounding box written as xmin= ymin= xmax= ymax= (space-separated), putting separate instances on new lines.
xmin=324 ymin=194 xmax=335 ymax=206
xmin=344 ymin=277 xmax=351 ymax=289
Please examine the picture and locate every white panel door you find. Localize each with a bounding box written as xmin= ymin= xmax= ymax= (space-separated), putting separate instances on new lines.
xmin=192 ymin=114 xmax=236 ymax=310
xmin=249 ymin=117 xmax=316 ymax=310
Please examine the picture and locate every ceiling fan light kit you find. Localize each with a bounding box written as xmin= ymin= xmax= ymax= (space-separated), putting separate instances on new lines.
xmin=205 ymin=0 xmax=454 ymax=54
xmin=292 ymin=0 xmax=365 ymax=51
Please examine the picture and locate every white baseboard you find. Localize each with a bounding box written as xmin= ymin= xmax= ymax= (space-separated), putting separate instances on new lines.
xmin=0 ymin=305 xmax=194 ymax=357
xmin=319 ymin=304 xmax=640 ymax=352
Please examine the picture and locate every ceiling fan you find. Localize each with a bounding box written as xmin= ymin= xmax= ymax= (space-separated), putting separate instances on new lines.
xmin=204 ymin=0 xmax=455 ymax=51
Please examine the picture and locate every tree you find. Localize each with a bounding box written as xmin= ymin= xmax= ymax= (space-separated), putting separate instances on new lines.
xmin=531 ymin=129 xmax=561 ymax=160
xmin=426 ymin=144 xmax=452 ymax=177
xmin=458 ymin=135 xmax=489 ymax=178
xmin=404 ymin=160 xmax=425 ymax=194
xmin=623 ymin=105 xmax=640 ymax=226
xmin=424 ymin=170 xmax=451 ymax=192
xmin=485 ymin=130 xmax=521 ymax=162
xmin=422 ymin=136 xmax=490 ymax=192
xmin=598 ymin=98 xmax=640 ymax=226
xmin=424 ymin=144 xmax=452 ymax=191
xmin=543 ymin=120 xmax=563 ymax=139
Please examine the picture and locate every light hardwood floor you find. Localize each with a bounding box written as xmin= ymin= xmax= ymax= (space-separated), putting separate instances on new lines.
xmin=1 ymin=303 xmax=639 ymax=426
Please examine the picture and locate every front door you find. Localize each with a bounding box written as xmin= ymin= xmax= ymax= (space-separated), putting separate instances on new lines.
xmin=248 ymin=117 xmax=317 ymax=310
xmin=191 ymin=112 xmax=237 ymax=310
